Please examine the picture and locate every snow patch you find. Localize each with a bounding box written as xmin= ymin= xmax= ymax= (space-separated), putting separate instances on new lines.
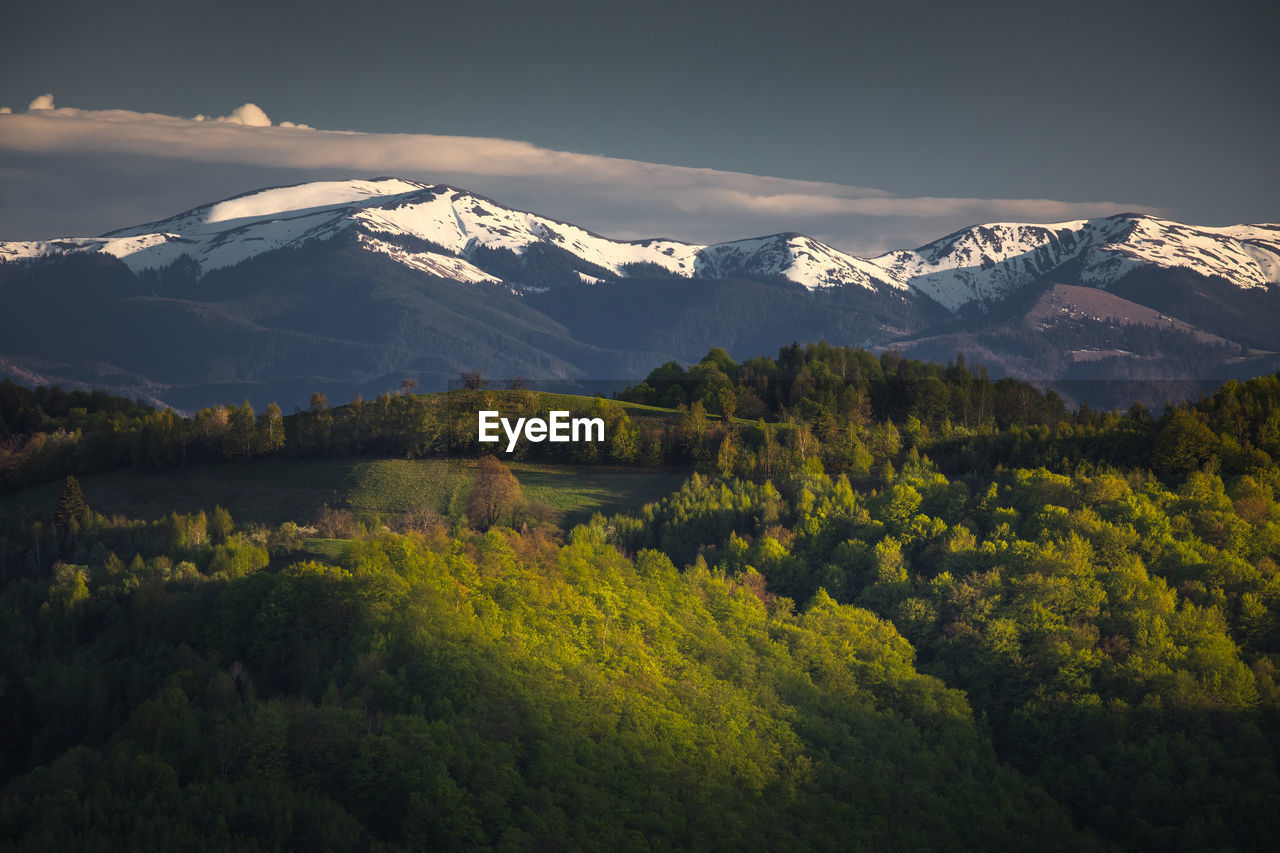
xmin=357 ymin=234 xmax=499 ymax=283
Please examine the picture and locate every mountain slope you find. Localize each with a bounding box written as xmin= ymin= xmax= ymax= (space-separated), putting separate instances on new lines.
xmin=0 ymin=242 xmax=674 ymax=410
xmin=0 ymin=235 xmax=940 ymax=411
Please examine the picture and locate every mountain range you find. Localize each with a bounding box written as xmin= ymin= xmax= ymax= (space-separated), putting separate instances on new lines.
xmin=1 ymin=177 xmax=1277 ymax=410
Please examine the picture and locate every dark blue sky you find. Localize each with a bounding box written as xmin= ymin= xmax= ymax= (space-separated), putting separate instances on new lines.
xmin=0 ymin=0 xmax=1276 ymax=240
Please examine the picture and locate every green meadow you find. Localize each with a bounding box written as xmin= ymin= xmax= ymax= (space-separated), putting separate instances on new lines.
xmin=0 ymin=456 xmax=687 ymax=529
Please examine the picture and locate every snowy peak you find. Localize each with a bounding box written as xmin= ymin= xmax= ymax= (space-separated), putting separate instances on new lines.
xmin=871 ymin=215 xmax=1280 ymax=312
xmin=107 ymin=178 xmax=429 ymax=236
xmin=1090 ymin=218 xmax=1280 ymax=290
xmin=351 ymin=185 xmax=701 ymax=278
xmin=696 ymin=233 xmax=906 ymax=291
xmin=872 ymin=218 xmax=1119 ymax=312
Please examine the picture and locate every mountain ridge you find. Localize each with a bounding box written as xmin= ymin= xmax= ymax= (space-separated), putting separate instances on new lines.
xmin=1 ymin=178 xmax=1277 ymax=410
xmin=7 ymin=177 xmax=1274 ymax=311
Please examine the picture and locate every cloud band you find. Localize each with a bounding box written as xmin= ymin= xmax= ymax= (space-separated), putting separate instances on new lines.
xmin=0 ymin=99 xmax=1166 ymax=253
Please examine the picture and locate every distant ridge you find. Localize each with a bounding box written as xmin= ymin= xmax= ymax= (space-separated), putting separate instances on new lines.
xmin=6 ymin=177 xmax=1275 ymax=310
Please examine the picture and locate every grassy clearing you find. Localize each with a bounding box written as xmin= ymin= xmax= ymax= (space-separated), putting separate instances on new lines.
xmin=0 ymin=456 xmax=687 ymax=529
xmin=298 ymin=538 xmax=349 ymax=563
xmin=417 ymin=389 xmax=691 ymax=422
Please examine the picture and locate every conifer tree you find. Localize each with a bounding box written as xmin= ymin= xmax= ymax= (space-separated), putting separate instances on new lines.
xmin=54 ymin=475 xmax=88 ymax=530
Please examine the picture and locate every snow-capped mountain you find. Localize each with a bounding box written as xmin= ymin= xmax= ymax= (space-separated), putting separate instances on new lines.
xmin=1 ymin=179 xmax=1274 ymax=312
xmin=0 ymin=178 xmax=697 ymax=285
xmin=871 ymin=215 xmax=1280 ymax=313
xmin=1 ymin=177 xmax=1278 ymax=412
xmin=0 ymin=178 xmax=907 ymax=294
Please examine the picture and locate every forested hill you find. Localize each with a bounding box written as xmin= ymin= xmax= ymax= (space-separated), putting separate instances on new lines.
xmin=0 ymin=348 xmax=1068 ymax=494
xmin=2 ymin=349 xmax=1280 ymax=849
xmin=0 ymin=344 xmax=1220 ymax=495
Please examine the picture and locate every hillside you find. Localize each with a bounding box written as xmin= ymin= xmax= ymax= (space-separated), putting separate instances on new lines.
xmin=4 ymin=357 xmax=1280 ymax=849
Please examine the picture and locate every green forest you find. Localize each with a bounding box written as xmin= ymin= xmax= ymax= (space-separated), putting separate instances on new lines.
xmin=2 ymin=344 xmax=1279 ymax=850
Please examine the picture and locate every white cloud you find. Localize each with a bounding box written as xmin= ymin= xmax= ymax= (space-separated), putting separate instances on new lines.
xmin=26 ymin=93 xmax=54 ymax=111
xmin=0 ymin=99 xmax=1168 ymax=252
xmin=219 ymin=103 xmax=271 ymax=127
xmin=193 ymin=103 xmax=273 ymax=125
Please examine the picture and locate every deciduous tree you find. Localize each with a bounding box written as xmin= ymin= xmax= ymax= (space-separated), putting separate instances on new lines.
xmin=466 ymin=456 xmax=523 ymax=530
